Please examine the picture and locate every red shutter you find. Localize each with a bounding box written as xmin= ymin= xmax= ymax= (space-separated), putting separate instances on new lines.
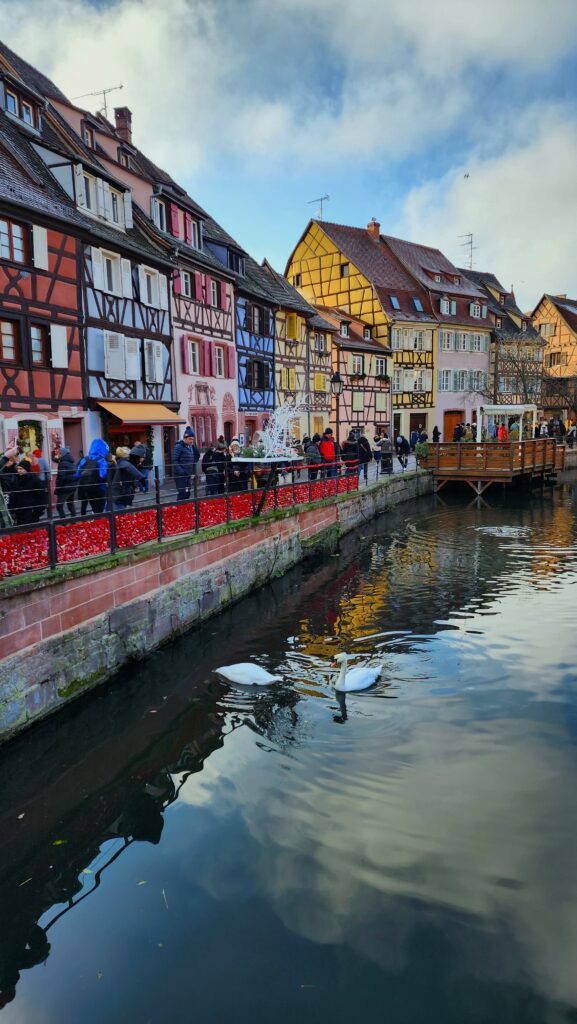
xmin=226 ymin=345 xmax=235 ymax=379
xmin=169 ymin=203 xmax=180 ymax=237
xmin=205 ymin=276 xmax=213 ymax=305
xmin=203 ymin=340 xmax=212 ymax=377
xmin=184 ymin=212 xmax=192 ymax=245
xmin=181 ymin=334 xmax=190 ymax=374
xmin=219 ymin=281 xmax=227 ymax=309
xmin=195 ymin=272 xmax=204 ymax=302
xmin=173 ymin=269 xmax=182 ymax=295
xmin=198 ymin=339 xmax=204 ymax=376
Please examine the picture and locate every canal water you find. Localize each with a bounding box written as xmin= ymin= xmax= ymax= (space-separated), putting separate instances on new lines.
xmin=1 ymin=483 xmax=577 ymax=1023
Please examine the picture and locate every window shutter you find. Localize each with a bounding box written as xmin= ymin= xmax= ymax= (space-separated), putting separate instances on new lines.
xmin=289 ymin=368 xmax=296 ymax=390
xmin=32 ymin=225 xmax=49 ymax=271
xmin=173 ymin=270 xmax=182 ymax=295
xmin=123 ymin=191 xmax=133 ymax=229
xmin=91 ymin=247 xmax=104 ymax=290
xmin=184 ymin=212 xmax=192 ymax=245
xmin=226 ymin=345 xmax=235 ymax=379
xmin=219 ymin=281 xmax=227 ymax=309
xmin=50 ymin=324 xmax=68 ymax=368
xmin=424 ymin=330 xmax=432 ymax=351
xmin=169 ymin=204 xmax=180 ymax=238
xmin=181 ymin=335 xmax=191 ymax=374
xmin=74 ymin=164 xmax=86 ymax=207
xmin=121 ymin=258 xmax=133 ymax=299
xmin=450 ymin=300 xmax=456 ymax=315
xmin=138 ymin=265 xmax=148 ymax=303
xmin=403 ymin=369 xmax=413 ymax=391
xmin=482 ymin=304 xmax=487 ymax=318
xmin=104 ymin=331 xmax=126 ymax=380
xmin=437 ymin=369 xmax=444 ymax=391
xmin=287 ymin=312 xmax=297 ymax=339
xmin=205 ymin=275 xmax=213 ymax=304
xmin=203 ymin=340 xmax=212 ymax=376
xmin=424 ymin=369 xmax=432 ymax=390
xmin=158 ymin=274 xmax=169 ymax=310
xmin=96 ymin=178 xmax=106 ymax=218
xmin=125 ymin=337 xmax=141 ymax=380
xmin=103 ymin=181 xmax=113 ymax=221
xmin=150 ymin=197 xmax=160 ymax=227
xmin=194 ymin=272 xmax=204 ymax=302
xmin=153 ymin=341 xmax=164 ymax=383
xmin=452 ymin=370 xmax=460 ymax=391
xmin=144 ymin=339 xmax=155 ymax=382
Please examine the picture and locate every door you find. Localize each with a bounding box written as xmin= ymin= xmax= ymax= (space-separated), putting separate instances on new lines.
xmin=443 ymin=410 xmax=464 ymax=442
xmin=163 ymin=426 xmax=177 ymax=477
xmin=63 ymin=419 xmax=84 ymax=461
xmin=245 ymin=418 xmax=256 ymax=442
xmin=393 ymin=413 xmax=401 ymax=438
xmin=410 ymin=413 xmax=427 ymax=435
xmin=223 ymin=421 xmax=233 ymax=445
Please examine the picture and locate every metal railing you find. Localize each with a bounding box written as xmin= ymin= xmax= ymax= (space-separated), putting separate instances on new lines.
xmin=0 ymin=459 xmax=360 ymax=580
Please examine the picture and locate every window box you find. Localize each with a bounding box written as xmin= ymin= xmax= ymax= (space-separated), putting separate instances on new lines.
xmin=375 ymin=373 xmax=390 ymax=382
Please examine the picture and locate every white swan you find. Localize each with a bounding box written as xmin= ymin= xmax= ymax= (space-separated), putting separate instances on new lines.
xmin=214 ymin=662 xmax=282 ymax=685
xmin=331 ymin=652 xmax=381 ymax=692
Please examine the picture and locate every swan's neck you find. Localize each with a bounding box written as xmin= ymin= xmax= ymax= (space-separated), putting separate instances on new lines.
xmin=335 ymin=660 xmax=348 ymax=691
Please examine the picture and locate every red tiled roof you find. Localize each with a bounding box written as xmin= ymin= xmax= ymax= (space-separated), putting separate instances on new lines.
xmin=314 ymin=305 xmax=391 ymax=352
xmin=382 ymin=234 xmax=486 ymax=299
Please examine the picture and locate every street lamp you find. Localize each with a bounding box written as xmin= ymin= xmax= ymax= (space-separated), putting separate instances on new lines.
xmin=330 ymin=371 xmax=344 ymax=445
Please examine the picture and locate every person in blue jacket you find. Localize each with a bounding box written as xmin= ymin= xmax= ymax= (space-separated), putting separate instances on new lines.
xmin=75 ymin=438 xmax=109 ymax=515
xmin=172 ymin=427 xmax=200 ymax=500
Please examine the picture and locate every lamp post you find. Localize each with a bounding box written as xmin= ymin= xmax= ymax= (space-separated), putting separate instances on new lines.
xmin=330 ymin=371 xmax=344 ymax=446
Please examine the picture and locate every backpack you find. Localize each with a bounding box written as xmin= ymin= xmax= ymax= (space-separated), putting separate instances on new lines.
xmin=78 ymin=458 xmax=101 ymax=489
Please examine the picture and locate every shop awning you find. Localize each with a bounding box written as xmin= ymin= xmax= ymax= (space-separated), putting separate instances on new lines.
xmin=96 ymin=401 xmax=185 ymax=426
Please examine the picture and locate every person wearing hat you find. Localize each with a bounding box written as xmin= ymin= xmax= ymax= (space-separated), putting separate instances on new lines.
xmin=10 ymin=458 xmax=47 ymax=525
xmin=227 ymin=438 xmax=250 ymax=492
xmin=111 ymin=446 xmax=146 ymax=509
xmin=172 ymin=427 xmax=200 ymax=501
xmin=319 ymin=427 xmax=339 ymax=479
xmin=396 ymin=434 xmax=410 ymax=470
xmin=202 ymin=439 xmax=230 ymax=496
xmin=340 ymin=431 xmax=360 ymax=477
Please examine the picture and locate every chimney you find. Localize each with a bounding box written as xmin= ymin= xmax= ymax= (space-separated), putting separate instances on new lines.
xmin=557 ymin=293 xmax=567 ymax=299
xmin=114 ymin=106 xmax=132 ymax=145
xmin=367 ymin=217 xmax=380 ymax=239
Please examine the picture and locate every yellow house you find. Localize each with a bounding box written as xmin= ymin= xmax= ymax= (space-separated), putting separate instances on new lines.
xmin=531 ymin=293 xmax=577 ymax=415
xmin=286 ymin=219 xmax=437 ymax=438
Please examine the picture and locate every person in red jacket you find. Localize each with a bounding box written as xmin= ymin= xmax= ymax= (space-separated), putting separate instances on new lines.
xmin=497 ymin=423 xmax=508 ymax=442
xmin=319 ymin=428 xmax=339 ymax=478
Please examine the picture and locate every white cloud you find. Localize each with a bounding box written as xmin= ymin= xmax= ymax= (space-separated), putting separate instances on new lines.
xmin=394 ymin=105 xmax=577 ymax=308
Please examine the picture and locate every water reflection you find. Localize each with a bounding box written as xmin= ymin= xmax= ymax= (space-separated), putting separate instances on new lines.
xmin=1 ymin=482 xmax=577 ymax=1022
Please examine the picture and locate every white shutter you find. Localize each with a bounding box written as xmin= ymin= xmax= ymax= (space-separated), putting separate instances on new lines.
xmin=403 ymin=369 xmax=413 ymax=391
xmin=153 ymin=341 xmax=164 ymax=382
xmin=424 ymin=330 xmax=432 ymax=351
xmin=104 ymin=331 xmax=126 ymax=380
xmin=32 ymin=225 xmax=49 ymax=270
xmin=50 ymin=324 xmax=68 ymax=368
xmin=124 ymin=337 xmax=141 ymax=380
xmin=74 ymin=163 xmax=86 ymax=207
xmin=91 ymin=247 xmax=104 ymax=290
xmin=424 ymin=369 xmax=432 ymax=391
xmin=150 ymin=197 xmax=160 ymax=227
xmin=158 ymin=274 xmax=169 ymax=310
xmin=144 ymin=339 xmax=155 ymax=382
xmin=121 ymin=258 xmax=133 ymax=298
xmin=123 ymin=191 xmax=133 ymax=229
xmin=96 ymin=178 xmax=106 ymax=218
xmin=138 ymin=265 xmax=148 ymax=304
xmin=102 ymin=181 xmax=112 ymax=220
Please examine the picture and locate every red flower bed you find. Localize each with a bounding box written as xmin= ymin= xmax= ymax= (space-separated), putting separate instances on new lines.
xmin=276 ymin=486 xmax=294 ymax=508
xmin=116 ymin=509 xmax=158 ymax=549
xmin=294 ymin=483 xmax=309 ymax=503
xmin=199 ymin=497 xmax=227 ymax=528
xmin=310 ymin=481 xmax=325 ymax=502
xmin=162 ymin=503 xmax=196 ymax=537
xmin=0 ymin=529 xmax=50 ymax=578
xmin=56 ymin=518 xmax=110 ymax=563
xmin=229 ymin=493 xmax=254 ymax=521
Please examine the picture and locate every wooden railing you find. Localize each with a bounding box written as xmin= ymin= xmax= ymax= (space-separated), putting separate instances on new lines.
xmin=420 ymin=439 xmax=564 ymax=477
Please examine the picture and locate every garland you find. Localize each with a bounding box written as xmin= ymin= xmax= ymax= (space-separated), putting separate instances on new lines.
xmin=18 ymin=419 xmax=44 ymax=453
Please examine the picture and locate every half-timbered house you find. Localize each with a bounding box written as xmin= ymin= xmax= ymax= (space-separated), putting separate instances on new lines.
xmin=314 ymin=308 xmax=391 ymax=441
xmin=462 ymin=269 xmax=544 ymax=406
xmin=0 ymin=42 xmax=180 ymax=474
xmin=531 ymin=293 xmax=577 ymax=417
xmin=260 ymin=261 xmax=335 ymax=440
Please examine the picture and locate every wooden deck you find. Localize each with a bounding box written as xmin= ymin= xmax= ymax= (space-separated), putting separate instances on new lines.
xmin=420 ymin=439 xmax=565 ymax=495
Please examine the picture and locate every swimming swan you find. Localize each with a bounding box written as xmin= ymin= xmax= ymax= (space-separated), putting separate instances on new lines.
xmin=331 ymin=652 xmax=381 ymax=692
xmin=214 ymin=663 xmax=282 ymax=685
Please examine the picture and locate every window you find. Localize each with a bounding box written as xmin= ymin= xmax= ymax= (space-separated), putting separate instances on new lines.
xmin=110 ymin=192 xmax=120 ymax=224
xmin=521 ymin=320 xmax=527 ymax=330
xmin=5 ymin=90 xmax=37 ymax=127
xmin=103 ymin=252 xmax=121 ymax=294
xmin=454 ymin=276 xmax=460 ymax=285
xmin=313 ymin=372 xmax=326 ymax=392
xmin=390 ymin=294 xmax=400 ymax=310
xmin=375 ymin=357 xmax=387 ymax=376
xmin=438 ymin=369 xmax=451 ymax=391
xmin=470 ymin=302 xmax=481 ymax=318
xmin=363 ymin=327 xmax=371 ymax=340
xmin=30 ymin=324 xmax=48 ymax=365
xmin=439 ymin=330 xmax=453 ymax=351
xmin=352 ymin=355 xmax=364 ymax=375
xmin=340 ymin=322 xmax=349 ymax=338
xmin=181 ymin=271 xmax=192 ymax=297
xmin=189 ymin=220 xmax=199 ymax=249
xmin=413 ymin=297 xmax=424 ymax=312
xmin=313 ymin=332 xmax=326 ymax=353
xmin=0 ymin=320 xmax=20 ymax=363
xmin=455 ymin=369 xmax=468 ymax=391
xmin=228 ymin=251 xmax=244 ymax=275
xmin=496 ymin=317 xmax=502 ymax=328
xmin=470 ymin=369 xmax=484 ymax=392
xmin=469 ymin=334 xmax=483 ymax=352
xmin=189 ymin=339 xmax=200 ymax=374
xmin=152 ymin=198 xmax=167 ymax=232
xmin=293 ymin=273 xmax=301 ymax=287
xmin=144 ymin=270 xmax=156 ymax=305
xmin=391 ymin=328 xmax=402 ymax=350
xmin=252 ymin=305 xmax=261 ymax=335
xmin=545 ymin=351 xmax=568 ymax=368
xmin=21 ymin=101 xmax=34 ymax=125
xmin=83 ymin=125 xmax=94 ymax=148
xmin=214 ymin=345 xmax=225 ymax=377
xmin=392 ymin=368 xmax=401 ymax=392
xmin=413 ymin=332 xmax=424 ymax=351
xmin=440 ymin=296 xmax=450 ymax=315
xmin=540 ymin=322 xmax=555 ymax=337
xmin=211 ymin=279 xmax=219 ymax=307
xmin=413 ymin=369 xmax=424 ymax=391
xmin=246 ymin=359 xmax=268 ymax=390
xmin=434 ymin=274 xmax=441 ymax=283
xmin=6 ymin=90 xmax=17 ymax=115
xmin=0 ymin=218 xmax=26 ymax=263
xmin=352 ymin=392 xmax=364 ymax=413
xmin=119 ymin=151 xmax=129 ymax=168
xmin=83 ymin=175 xmax=93 ymax=211
xmin=340 ymin=263 xmax=349 ymax=278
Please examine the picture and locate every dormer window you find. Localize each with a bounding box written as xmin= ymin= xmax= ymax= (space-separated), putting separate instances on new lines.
xmin=470 ymin=302 xmax=481 ymax=318
xmin=440 ymin=296 xmax=450 ymax=315
xmin=110 ymin=190 xmax=121 ymax=224
xmin=5 ymin=88 xmax=38 ymax=128
xmin=434 ymin=273 xmax=441 ymax=283
xmin=390 ymin=294 xmax=400 ymax=310
xmin=413 ymin=297 xmax=424 ymax=312
xmin=151 ymin=197 xmax=167 ymax=232
xmin=521 ymin=320 xmax=527 ymax=330
xmin=83 ymin=125 xmax=94 ymax=148
xmin=496 ymin=317 xmax=502 ymax=328
xmin=74 ymin=166 xmax=130 ymax=229
xmin=228 ymin=251 xmax=244 ymax=275
xmin=83 ymin=174 xmax=94 ymax=211
xmin=340 ymin=322 xmax=349 ymax=338
xmin=293 ymin=273 xmax=301 ymax=287
xmin=118 ymin=151 xmax=129 ymax=168
xmin=6 ymin=90 xmax=17 ymax=116
xmin=453 ymin=276 xmax=460 ymax=285
xmin=363 ymin=327 xmax=371 ymax=340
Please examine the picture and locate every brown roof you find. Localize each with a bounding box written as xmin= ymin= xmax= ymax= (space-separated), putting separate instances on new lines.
xmin=0 ymin=41 xmax=69 ymax=103
xmin=549 ymin=295 xmax=577 ymax=335
xmin=382 ymin=234 xmax=485 ymax=299
xmin=314 ymin=305 xmax=391 ymax=353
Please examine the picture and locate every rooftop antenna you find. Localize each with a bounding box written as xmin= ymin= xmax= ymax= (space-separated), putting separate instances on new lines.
xmin=459 ymin=232 xmax=477 ymax=270
xmin=71 ymin=83 xmax=124 ymax=119
xmin=308 ymin=194 xmax=330 ymax=220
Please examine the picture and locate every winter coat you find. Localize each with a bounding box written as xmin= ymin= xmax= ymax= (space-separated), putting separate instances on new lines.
xmin=55 ymin=450 xmax=77 ymax=495
xmin=319 ymin=438 xmax=337 ymax=463
xmin=173 ymin=440 xmax=200 ymax=482
xmin=202 ymin=448 xmax=229 ymax=485
xmin=397 ymin=436 xmax=410 ymax=456
xmin=357 ymin=436 xmax=372 ymax=464
xmin=304 ymin=441 xmax=322 ymax=466
xmin=0 ymin=455 xmax=14 ymax=527
xmin=377 ymin=436 xmax=393 ymax=456
xmin=75 ymin=439 xmax=109 ymax=492
xmin=10 ymin=473 xmax=46 ymax=525
xmin=112 ymin=458 xmax=145 ymax=503
xmin=340 ymin=439 xmax=359 ymax=471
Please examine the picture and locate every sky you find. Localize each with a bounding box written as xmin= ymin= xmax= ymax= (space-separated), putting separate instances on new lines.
xmin=1 ymin=0 xmax=577 ymax=308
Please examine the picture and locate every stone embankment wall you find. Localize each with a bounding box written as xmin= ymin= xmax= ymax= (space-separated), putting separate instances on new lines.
xmin=0 ymin=471 xmax=433 ymax=742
